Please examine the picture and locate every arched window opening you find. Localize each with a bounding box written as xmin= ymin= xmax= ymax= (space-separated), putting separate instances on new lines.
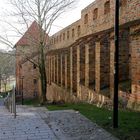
xmin=63 ymin=33 xmax=65 ymax=40
xmin=77 ymin=25 xmax=81 ymax=36
xmin=57 ymin=36 xmax=59 ymax=43
xmin=33 ymin=64 xmax=36 ymax=69
xmin=60 ymin=35 xmax=62 ymax=42
xmin=51 ymin=39 xmax=53 ymax=44
xmin=93 ymin=8 xmax=98 ymax=20
xmin=104 ymin=1 xmax=110 ymax=15
xmin=84 ymin=14 xmax=88 ymax=24
xmin=67 ymin=31 xmax=69 ymax=39
xmin=33 ymin=79 xmax=37 ymax=85
xmin=54 ymin=38 xmax=56 ymax=44
xmin=72 ymin=29 xmax=75 ymax=38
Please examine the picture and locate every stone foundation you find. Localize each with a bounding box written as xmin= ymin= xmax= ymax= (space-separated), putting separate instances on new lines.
xmin=127 ymin=94 xmax=140 ymax=111
xmin=47 ymin=83 xmax=78 ymax=103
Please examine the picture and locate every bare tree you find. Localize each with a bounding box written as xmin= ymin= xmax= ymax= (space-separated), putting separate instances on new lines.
xmin=0 ymin=0 xmax=76 ymax=103
xmin=0 ymin=51 xmax=15 ymax=92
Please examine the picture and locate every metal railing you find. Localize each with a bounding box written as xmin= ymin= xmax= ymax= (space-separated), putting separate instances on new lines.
xmin=4 ymin=87 xmax=16 ymax=118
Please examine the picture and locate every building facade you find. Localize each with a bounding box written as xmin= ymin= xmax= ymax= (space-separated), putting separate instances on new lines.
xmin=16 ymin=0 xmax=140 ymax=110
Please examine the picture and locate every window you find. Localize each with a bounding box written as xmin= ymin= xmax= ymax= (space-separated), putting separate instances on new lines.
xmin=72 ymin=29 xmax=75 ymax=38
xmin=60 ymin=35 xmax=62 ymax=42
xmin=104 ymin=1 xmax=110 ymax=15
xmin=54 ymin=38 xmax=56 ymax=44
xmin=93 ymin=8 xmax=98 ymax=20
xmin=33 ymin=64 xmax=36 ymax=69
xmin=33 ymin=79 xmax=37 ymax=84
xmin=77 ymin=25 xmax=81 ymax=36
xmin=63 ymin=33 xmax=65 ymax=40
xmin=57 ymin=36 xmax=59 ymax=43
xmin=51 ymin=39 xmax=53 ymax=44
xmin=67 ymin=30 xmax=69 ymax=39
xmin=84 ymin=14 xmax=88 ymax=24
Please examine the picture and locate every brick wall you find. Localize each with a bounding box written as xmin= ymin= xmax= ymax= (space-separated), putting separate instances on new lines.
xmin=21 ymin=58 xmax=40 ymax=99
xmin=50 ymin=0 xmax=140 ymax=50
xmin=127 ymin=25 xmax=140 ymax=110
xmin=16 ymin=0 xmax=140 ymax=110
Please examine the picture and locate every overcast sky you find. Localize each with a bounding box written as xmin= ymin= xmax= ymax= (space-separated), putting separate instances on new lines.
xmin=50 ymin=0 xmax=95 ymax=35
xmin=0 ymin=0 xmax=95 ymax=50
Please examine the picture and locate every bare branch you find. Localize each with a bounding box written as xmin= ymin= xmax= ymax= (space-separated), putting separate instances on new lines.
xmin=0 ymin=0 xmax=76 ymax=102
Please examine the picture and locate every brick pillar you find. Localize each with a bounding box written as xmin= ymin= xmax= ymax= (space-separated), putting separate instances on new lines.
xmin=53 ymin=56 xmax=55 ymax=83
xmin=110 ymin=40 xmax=115 ymax=99
xmin=95 ymin=42 xmax=100 ymax=93
xmin=130 ymin=32 xmax=140 ymax=95
xmin=56 ymin=55 xmax=59 ymax=84
xmin=49 ymin=56 xmax=51 ymax=84
xmin=47 ymin=56 xmax=49 ymax=84
xmin=127 ymin=27 xmax=140 ymax=110
xmin=51 ymin=56 xmax=54 ymax=82
xmin=48 ymin=56 xmax=50 ymax=84
xmin=85 ymin=44 xmax=89 ymax=87
xmin=46 ymin=56 xmax=48 ymax=83
xmin=48 ymin=56 xmax=51 ymax=84
xmin=77 ymin=45 xmax=80 ymax=97
xmin=61 ymin=54 xmax=63 ymax=87
xmin=70 ymin=47 xmax=73 ymax=93
xmin=65 ymin=54 xmax=68 ymax=89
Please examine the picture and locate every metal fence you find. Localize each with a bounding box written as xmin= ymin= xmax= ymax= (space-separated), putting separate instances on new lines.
xmin=4 ymin=87 xmax=16 ymax=118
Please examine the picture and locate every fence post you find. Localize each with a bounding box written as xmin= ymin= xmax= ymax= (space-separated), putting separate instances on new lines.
xmin=4 ymin=87 xmax=16 ymax=118
xmin=10 ymin=96 xmax=12 ymax=113
xmin=12 ymin=92 xmax=14 ymax=113
xmin=13 ymin=87 xmax=16 ymax=118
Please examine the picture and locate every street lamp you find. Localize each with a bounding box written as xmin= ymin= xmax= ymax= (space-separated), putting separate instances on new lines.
xmin=113 ymin=0 xmax=119 ymax=128
xmin=21 ymin=76 xmax=24 ymax=105
xmin=0 ymin=73 xmax=1 ymax=93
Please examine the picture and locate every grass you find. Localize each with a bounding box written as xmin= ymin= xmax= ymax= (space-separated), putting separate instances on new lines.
xmin=47 ymin=103 xmax=140 ymax=140
xmin=23 ymin=99 xmax=140 ymax=140
xmin=23 ymin=98 xmax=40 ymax=106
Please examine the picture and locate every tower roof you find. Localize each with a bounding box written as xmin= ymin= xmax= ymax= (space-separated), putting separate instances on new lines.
xmin=15 ymin=21 xmax=48 ymax=46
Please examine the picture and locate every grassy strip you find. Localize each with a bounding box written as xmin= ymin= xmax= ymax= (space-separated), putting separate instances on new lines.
xmin=23 ymin=99 xmax=140 ymax=140
xmin=47 ymin=103 xmax=140 ymax=140
xmin=23 ymin=98 xmax=40 ymax=106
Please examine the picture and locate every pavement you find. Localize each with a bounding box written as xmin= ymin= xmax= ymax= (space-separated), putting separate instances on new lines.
xmin=0 ymin=99 xmax=119 ymax=140
xmin=0 ymin=99 xmax=4 ymax=106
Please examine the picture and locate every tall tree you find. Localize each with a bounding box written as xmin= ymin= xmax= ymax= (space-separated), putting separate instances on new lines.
xmin=0 ymin=0 xmax=76 ymax=103
xmin=0 ymin=51 xmax=15 ymax=92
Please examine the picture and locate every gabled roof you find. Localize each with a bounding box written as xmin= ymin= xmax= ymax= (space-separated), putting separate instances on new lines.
xmin=15 ymin=21 xmax=48 ymax=46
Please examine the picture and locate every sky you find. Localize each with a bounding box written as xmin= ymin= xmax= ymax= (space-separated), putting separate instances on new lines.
xmin=50 ymin=0 xmax=95 ymax=35
xmin=0 ymin=0 xmax=95 ymax=51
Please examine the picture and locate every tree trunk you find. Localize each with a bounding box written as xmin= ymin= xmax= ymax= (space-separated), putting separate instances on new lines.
xmin=40 ymin=67 xmax=47 ymax=104
xmin=4 ymin=83 xmax=6 ymax=92
xmin=39 ymin=43 xmax=47 ymax=104
xmin=0 ymin=76 xmax=1 ymax=93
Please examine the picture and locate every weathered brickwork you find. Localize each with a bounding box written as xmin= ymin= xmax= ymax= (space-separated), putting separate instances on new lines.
xmin=46 ymin=0 xmax=140 ymax=110
xmin=21 ymin=59 xmax=40 ymax=99
xmin=50 ymin=0 xmax=140 ymax=50
xmin=127 ymin=25 xmax=140 ymax=110
xmin=15 ymin=21 xmax=45 ymax=99
xmin=16 ymin=0 xmax=140 ymax=110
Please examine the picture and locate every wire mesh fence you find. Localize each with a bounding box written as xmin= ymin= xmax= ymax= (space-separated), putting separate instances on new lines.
xmin=4 ymin=87 xmax=16 ymax=118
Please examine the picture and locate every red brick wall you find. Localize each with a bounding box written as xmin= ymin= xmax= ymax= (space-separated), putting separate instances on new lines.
xmin=16 ymin=0 xmax=140 ymax=110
